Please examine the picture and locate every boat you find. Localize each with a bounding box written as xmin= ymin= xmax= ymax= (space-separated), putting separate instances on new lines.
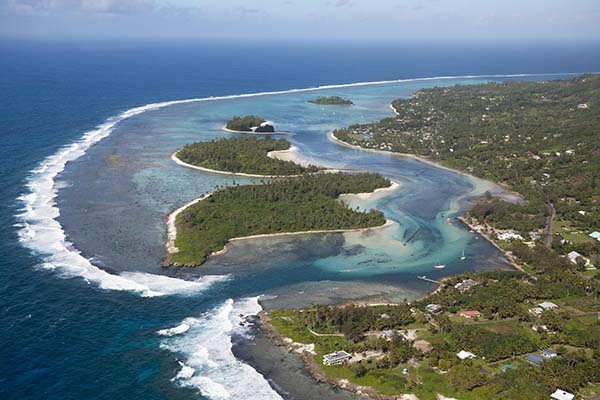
xmin=434 ymin=263 xmax=446 ymax=269
xmin=460 ymin=249 xmax=466 ymax=260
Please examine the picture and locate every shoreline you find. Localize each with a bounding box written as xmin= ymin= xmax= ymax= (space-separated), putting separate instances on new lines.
xmin=328 ymin=131 xmax=523 ymax=205
xmin=222 ymin=125 xmax=294 ymax=135
xmin=211 ymin=219 xmax=395 ymax=258
xmin=258 ymin=311 xmax=416 ymax=400
xmin=164 ymin=180 xmax=398 ymax=263
xmin=456 ymin=216 xmax=528 ymax=275
xmin=172 ymin=151 xmax=301 ymax=178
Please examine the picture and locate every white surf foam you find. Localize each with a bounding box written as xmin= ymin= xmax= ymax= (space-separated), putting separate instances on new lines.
xmin=160 ymin=297 xmax=283 ymax=400
xmin=16 ymin=72 xmax=585 ymax=295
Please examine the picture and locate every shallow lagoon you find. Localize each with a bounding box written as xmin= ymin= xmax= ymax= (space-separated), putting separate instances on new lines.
xmin=50 ymin=76 xmax=547 ymax=398
xmin=56 ymin=77 xmax=520 ymax=306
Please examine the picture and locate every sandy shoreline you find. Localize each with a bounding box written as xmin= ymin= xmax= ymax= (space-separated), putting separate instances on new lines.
xmin=165 ymin=179 xmax=398 ymax=261
xmin=222 ymin=125 xmax=293 ymax=135
xmin=456 ymin=216 xmax=528 ymax=275
xmin=328 ymin=131 xmax=523 ymax=205
xmin=172 ymin=151 xmax=300 ymax=178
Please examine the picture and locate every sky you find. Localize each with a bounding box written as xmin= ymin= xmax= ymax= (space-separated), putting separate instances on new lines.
xmin=1 ymin=0 xmax=599 ymax=40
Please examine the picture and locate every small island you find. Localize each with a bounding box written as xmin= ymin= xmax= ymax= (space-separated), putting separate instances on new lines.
xmin=167 ymin=173 xmax=392 ymax=266
xmin=225 ymin=115 xmax=275 ymax=133
xmin=175 ymin=136 xmax=321 ymax=176
xmin=309 ymin=96 xmax=354 ymax=105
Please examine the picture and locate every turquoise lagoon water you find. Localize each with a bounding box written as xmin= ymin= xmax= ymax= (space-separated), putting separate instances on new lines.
xmin=56 ymin=77 xmax=515 ymax=305
xmin=17 ymin=74 xmax=571 ymax=399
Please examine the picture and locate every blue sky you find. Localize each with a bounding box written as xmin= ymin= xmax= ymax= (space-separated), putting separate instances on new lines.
xmin=1 ymin=0 xmax=599 ymax=40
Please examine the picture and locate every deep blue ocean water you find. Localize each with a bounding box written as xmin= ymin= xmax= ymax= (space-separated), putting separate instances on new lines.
xmin=2 ymin=39 xmax=600 ymax=400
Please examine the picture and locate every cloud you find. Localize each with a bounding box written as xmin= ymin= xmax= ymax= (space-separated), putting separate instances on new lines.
xmin=334 ymin=0 xmax=352 ymax=7
xmin=3 ymin=0 xmax=159 ymax=15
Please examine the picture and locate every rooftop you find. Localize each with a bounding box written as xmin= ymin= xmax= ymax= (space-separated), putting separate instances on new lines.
xmin=550 ymin=388 xmax=575 ymax=400
xmin=526 ymin=354 xmax=545 ymax=366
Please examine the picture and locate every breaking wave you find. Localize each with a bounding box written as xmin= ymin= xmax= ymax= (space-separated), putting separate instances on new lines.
xmin=159 ymin=297 xmax=283 ymax=400
xmin=15 ymin=72 xmax=580 ymax=295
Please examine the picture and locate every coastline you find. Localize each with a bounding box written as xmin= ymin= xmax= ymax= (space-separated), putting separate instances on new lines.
xmin=222 ymin=125 xmax=293 ymax=135
xmin=172 ymin=151 xmax=300 ymax=178
xmin=328 ymin=131 xmax=523 ymax=205
xmin=164 ymin=180 xmax=398 ymax=263
xmin=259 ymin=311 xmax=417 ymax=400
xmin=211 ymin=219 xmax=395 ymax=258
xmin=456 ymin=216 xmax=528 ymax=275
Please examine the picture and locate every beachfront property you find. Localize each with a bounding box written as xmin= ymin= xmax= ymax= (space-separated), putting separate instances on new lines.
xmin=497 ymin=230 xmax=524 ymax=241
xmin=542 ymin=349 xmax=558 ymax=359
xmin=526 ymin=354 xmax=545 ymax=367
xmin=457 ymin=350 xmax=477 ymax=360
xmin=551 ymin=388 xmax=575 ymax=400
xmin=460 ymin=310 xmax=481 ymax=319
xmin=454 ymin=278 xmax=478 ymax=293
xmin=539 ymin=301 xmax=559 ymax=311
xmin=425 ymin=303 xmax=442 ymax=314
xmin=323 ymin=351 xmax=352 ymax=366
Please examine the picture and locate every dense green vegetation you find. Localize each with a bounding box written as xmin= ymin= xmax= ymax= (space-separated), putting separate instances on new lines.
xmin=171 ymin=173 xmax=390 ymax=265
xmin=334 ymin=75 xmax=600 ymax=266
xmin=176 ymin=136 xmax=320 ymax=176
xmin=267 ymin=76 xmax=600 ymax=399
xmin=269 ymin=270 xmax=600 ymax=399
xmin=309 ymin=96 xmax=353 ymax=105
xmin=225 ymin=115 xmax=275 ymax=132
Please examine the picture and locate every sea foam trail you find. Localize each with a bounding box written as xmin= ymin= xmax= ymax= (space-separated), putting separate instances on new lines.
xmin=159 ymin=297 xmax=283 ymax=400
xmin=16 ymin=72 xmax=584 ymax=296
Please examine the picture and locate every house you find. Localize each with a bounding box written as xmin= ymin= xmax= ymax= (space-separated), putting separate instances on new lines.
xmin=323 ymin=351 xmax=352 ymax=366
xmin=425 ymin=304 xmax=442 ymax=314
xmin=532 ymin=324 xmax=549 ymax=332
xmin=578 ymin=210 xmax=586 ymax=216
xmin=577 ymin=103 xmax=589 ymax=109
xmin=382 ymin=330 xmax=395 ymax=340
xmin=526 ymin=354 xmax=545 ymax=366
xmin=529 ymin=307 xmax=544 ymax=317
xmin=498 ymin=231 xmax=524 ymax=241
xmin=501 ymin=364 xmax=517 ymax=372
xmin=550 ymin=388 xmax=575 ymax=400
xmin=567 ymin=251 xmax=592 ymax=267
xmin=590 ymin=232 xmax=600 ymax=242
xmin=457 ymin=350 xmax=477 ymax=360
xmin=542 ymin=349 xmax=558 ymax=358
xmin=539 ymin=302 xmax=559 ymax=310
xmin=413 ymin=340 xmax=433 ymax=353
xmin=460 ymin=310 xmax=481 ymax=319
xmin=454 ymin=279 xmax=478 ymax=293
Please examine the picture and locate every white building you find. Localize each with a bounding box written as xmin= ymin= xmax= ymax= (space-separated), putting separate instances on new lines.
xmin=454 ymin=279 xmax=478 ymax=293
xmin=497 ymin=231 xmax=524 ymax=241
xmin=323 ymin=351 xmax=352 ymax=366
xmin=539 ymin=301 xmax=559 ymax=310
xmin=426 ymin=304 xmax=442 ymax=314
xmin=567 ymin=251 xmax=592 ymax=267
xmin=550 ymin=388 xmax=575 ymax=400
xmin=456 ymin=350 xmax=477 ymax=360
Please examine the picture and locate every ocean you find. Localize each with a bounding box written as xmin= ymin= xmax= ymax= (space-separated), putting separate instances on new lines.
xmin=1 ymin=38 xmax=600 ymax=400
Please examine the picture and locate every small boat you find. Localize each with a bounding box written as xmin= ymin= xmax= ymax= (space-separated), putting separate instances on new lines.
xmin=460 ymin=249 xmax=466 ymax=261
xmin=434 ymin=263 xmax=446 ymax=269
